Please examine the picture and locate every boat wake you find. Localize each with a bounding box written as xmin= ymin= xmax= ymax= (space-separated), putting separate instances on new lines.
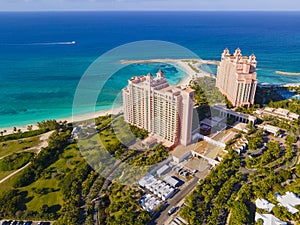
xmin=0 ymin=41 xmax=76 ymax=46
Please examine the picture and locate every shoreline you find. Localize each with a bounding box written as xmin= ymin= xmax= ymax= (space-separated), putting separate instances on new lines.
xmin=0 ymin=59 xmax=207 ymax=134
xmin=1 ymin=58 xmax=299 ymax=135
xmin=121 ymin=58 xmax=214 ymax=87
xmin=0 ymin=106 xmax=124 ymax=135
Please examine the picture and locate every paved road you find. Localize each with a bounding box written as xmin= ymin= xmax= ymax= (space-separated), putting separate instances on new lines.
xmin=0 ymin=162 xmax=32 ymax=184
xmin=149 ymin=177 xmax=200 ymax=225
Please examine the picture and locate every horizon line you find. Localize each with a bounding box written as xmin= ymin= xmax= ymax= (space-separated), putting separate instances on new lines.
xmin=0 ymin=9 xmax=300 ymax=12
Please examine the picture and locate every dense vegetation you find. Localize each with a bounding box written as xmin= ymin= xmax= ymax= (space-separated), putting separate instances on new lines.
xmin=0 ymin=122 xmax=72 ymax=220
xmin=54 ymin=160 xmax=94 ymax=225
xmin=288 ymin=86 xmax=300 ymax=95
xmin=13 ymin=130 xmax=71 ymax=188
xmin=181 ymin=117 xmax=300 ymax=224
xmin=189 ymin=76 xmax=225 ymax=107
xmin=180 ymin=151 xmax=242 ymax=225
xmin=0 ymin=152 xmax=34 ymax=171
xmin=129 ymin=143 xmax=169 ymax=166
xmin=0 ymin=129 xmax=47 ymax=142
xmin=0 ymin=136 xmax=40 ymax=158
xmin=267 ymin=98 xmax=300 ymax=114
xmin=129 ymin=125 xmax=148 ymax=140
xmin=246 ymin=129 xmax=264 ymax=151
xmin=0 ymin=120 xmax=63 ymax=142
xmin=100 ymin=183 xmax=151 ymax=225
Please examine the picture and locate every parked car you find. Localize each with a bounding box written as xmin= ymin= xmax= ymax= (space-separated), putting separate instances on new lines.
xmin=168 ymin=206 xmax=178 ymax=216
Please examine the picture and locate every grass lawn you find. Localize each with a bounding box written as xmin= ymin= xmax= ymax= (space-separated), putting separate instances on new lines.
xmin=20 ymin=178 xmax=63 ymax=212
xmin=0 ymin=170 xmax=13 ymax=181
xmin=21 ymin=144 xmax=84 ymax=212
xmin=0 ymin=143 xmax=85 ymax=215
xmin=0 ymin=152 xmax=34 ymax=181
xmin=0 ymin=136 xmax=41 ymax=158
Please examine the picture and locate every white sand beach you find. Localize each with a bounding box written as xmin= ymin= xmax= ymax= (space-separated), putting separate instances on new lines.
xmin=1 ymin=58 xmax=212 ymax=134
xmin=121 ymin=58 xmax=215 ymax=86
xmin=0 ymin=106 xmax=124 ymax=135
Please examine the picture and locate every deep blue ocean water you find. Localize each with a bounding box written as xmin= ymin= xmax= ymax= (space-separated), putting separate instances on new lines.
xmin=0 ymin=11 xmax=299 ymax=128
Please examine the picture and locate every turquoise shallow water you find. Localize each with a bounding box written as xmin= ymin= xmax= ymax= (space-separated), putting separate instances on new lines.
xmin=0 ymin=11 xmax=299 ymax=128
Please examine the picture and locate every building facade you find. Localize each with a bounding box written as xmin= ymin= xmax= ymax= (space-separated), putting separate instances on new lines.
xmin=122 ymin=70 xmax=194 ymax=146
xmin=216 ymin=48 xmax=258 ymax=107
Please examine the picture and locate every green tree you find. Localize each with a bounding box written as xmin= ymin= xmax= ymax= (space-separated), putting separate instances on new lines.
xmin=229 ymin=200 xmax=250 ymax=225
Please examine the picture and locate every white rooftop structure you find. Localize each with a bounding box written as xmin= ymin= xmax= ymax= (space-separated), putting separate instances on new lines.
xmin=163 ymin=176 xmax=180 ymax=187
xmin=157 ymin=165 xmax=171 ymax=176
xmin=258 ymin=124 xmax=281 ymax=136
xmin=255 ymin=107 xmax=300 ymax=121
xmin=276 ymin=192 xmax=300 ymax=214
xmin=255 ymin=198 xmax=275 ymax=212
xmin=139 ymin=194 xmax=162 ymax=214
xmin=139 ymin=174 xmax=177 ymax=201
xmin=139 ymin=174 xmax=156 ymax=188
xmin=255 ymin=212 xmax=287 ymax=225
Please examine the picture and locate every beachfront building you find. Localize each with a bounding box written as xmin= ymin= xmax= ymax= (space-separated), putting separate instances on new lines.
xmin=123 ymin=70 xmax=194 ymax=147
xmin=216 ymin=48 xmax=258 ymax=107
xmin=255 ymin=107 xmax=300 ymax=121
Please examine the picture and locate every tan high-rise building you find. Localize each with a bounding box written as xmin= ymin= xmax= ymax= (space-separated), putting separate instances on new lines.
xmin=216 ymin=48 xmax=258 ymax=107
xmin=122 ymin=70 xmax=194 ymax=147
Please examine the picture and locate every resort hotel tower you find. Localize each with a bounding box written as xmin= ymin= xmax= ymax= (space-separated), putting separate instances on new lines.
xmin=216 ymin=48 xmax=258 ymax=107
xmin=122 ymin=70 xmax=194 ymax=147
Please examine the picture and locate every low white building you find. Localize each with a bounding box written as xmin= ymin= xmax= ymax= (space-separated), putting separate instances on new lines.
xmin=255 ymin=107 xmax=300 ymax=121
xmin=157 ymin=165 xmax=171 ymax=177
xmin=255 ymin=212 xmax=287 ymax=225
xmin=164 ymin=176 xmax=180 ymax=187
xmin=139 ymin=174 xmax=177 ymax=201
xmin=276 ymin=192 xmax=300 ymax=214
xmin=139 ymin=174 xmax=156 ymax=188
xmin=257 ymin=124 xmax=281 ymax=136
xmin=139 ymin=194 xmax=162 ymax=214
xmin=255 ymin=198 xmax=275 ymax=212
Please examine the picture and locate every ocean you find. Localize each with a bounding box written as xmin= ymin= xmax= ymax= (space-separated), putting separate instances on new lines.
xmin=0 ymin=11 xmax=299 ymax=128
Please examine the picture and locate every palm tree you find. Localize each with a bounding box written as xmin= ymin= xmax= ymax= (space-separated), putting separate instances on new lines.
xmin=27 ymin=125 xmax=33 ymax=131
xmin=13 ymin=127 xmax=17 ymax=133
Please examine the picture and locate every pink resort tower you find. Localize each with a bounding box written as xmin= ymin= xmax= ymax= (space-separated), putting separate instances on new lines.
xmin=122 ymin=70 xmax=194 ymax=147
xmin=216 ymin=48 xmax=258 ymax=107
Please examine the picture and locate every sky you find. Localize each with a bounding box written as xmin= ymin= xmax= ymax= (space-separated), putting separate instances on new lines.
xmin=0 ymin=0 xmax=299 ymax=11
